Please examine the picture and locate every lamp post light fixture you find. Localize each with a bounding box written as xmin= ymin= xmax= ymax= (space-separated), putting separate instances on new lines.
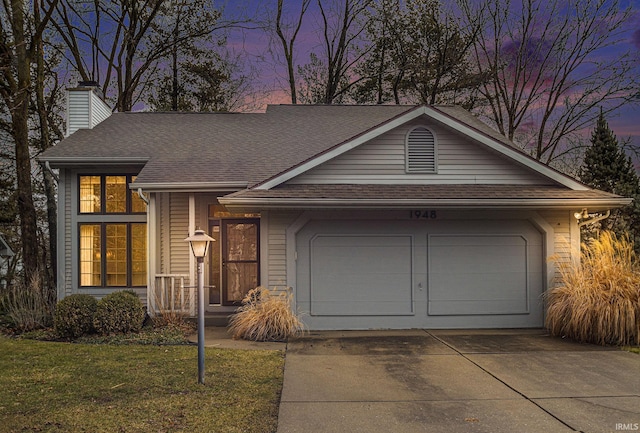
xmin=184 ymin=228 xmax=215 ymax=384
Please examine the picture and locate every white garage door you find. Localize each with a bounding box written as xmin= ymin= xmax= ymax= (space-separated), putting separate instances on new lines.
xmin=295 ymin=219 xmax=544 ymax=330
xmin=310 ymin=235 xmax=413 ymax=316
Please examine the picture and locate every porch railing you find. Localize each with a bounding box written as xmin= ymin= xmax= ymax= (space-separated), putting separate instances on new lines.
xmin=152 ymin=274 xmax=195 ymax=316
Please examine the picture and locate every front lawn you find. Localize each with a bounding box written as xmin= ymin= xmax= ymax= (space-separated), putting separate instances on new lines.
xmin=0 ymin=336 xmax=284 ymax=433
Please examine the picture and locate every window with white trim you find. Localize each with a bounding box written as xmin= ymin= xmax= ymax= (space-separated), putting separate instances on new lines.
xmin=406 ymin=127 xmax=437 ymax=173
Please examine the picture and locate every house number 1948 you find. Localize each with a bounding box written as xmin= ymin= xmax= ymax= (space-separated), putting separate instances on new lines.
xmin=410 ymin=210 xmax=437 ymax=219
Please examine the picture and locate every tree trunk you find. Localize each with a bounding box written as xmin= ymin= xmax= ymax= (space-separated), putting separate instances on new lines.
xmin=34 ymin=15 xmax=58 ymax=290
xmin=10 ymin=0 xmax=40 ymax=278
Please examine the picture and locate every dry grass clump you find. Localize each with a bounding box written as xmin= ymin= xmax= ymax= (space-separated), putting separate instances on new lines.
xmin=152 ymin=293 xmax=190 ymax=328
xmin=546 ymin=231 xmax=640 ymax=346
xmin=228 ymin=287 xmax=305 ymax=342
xmin=1 ymin=273 xmax=54 ymax=332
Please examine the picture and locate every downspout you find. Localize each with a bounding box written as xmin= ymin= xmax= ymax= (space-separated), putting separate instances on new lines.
xmin=578 ymin=210 xmax=611 ymax=227
xmin=137 ymin=188 xmax=150 ymax=205
xmin=138 ymin=187 xmax=153 ymax=315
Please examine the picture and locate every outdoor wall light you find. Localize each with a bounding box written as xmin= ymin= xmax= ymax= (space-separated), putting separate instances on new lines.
xmin=573 ymin=208 xmax=612 ymax=227
xmin=574 ymin=208 xmax=589 ymax=220
xmin=185 ymin=228 xmax=215 ymax=385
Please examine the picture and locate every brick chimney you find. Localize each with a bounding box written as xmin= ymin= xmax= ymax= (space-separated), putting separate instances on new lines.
xmin=65 ymin=81 xmax=112 ymax=137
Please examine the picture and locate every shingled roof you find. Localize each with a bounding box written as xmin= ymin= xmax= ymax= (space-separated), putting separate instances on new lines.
xmin=42 ymin=104 xmax=415 ymax=187
xmin=39 ymin=103 xmax=631 ymax=208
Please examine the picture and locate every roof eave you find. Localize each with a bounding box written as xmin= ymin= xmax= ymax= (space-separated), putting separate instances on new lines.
xmin=133 ymin=181 xmax=248 ymax=193
xmin=38 ymin=156 xmax=149 ymax=168
xmin=219 ymin=197 xmax=632 ymax=210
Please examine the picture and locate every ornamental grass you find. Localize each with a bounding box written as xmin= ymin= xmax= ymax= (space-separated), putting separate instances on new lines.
xmin=229 ymin=287 xmax=305 ymax=342
xmin=546 ymin=231 xmax=640 ymax=346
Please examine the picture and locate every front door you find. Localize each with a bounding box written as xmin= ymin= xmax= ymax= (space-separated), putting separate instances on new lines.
xmin=210 ymin=219 xmax=260 ymax=306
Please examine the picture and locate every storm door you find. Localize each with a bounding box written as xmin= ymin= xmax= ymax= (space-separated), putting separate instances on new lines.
xmin=220 ymin=219 xmax=260 ymax=306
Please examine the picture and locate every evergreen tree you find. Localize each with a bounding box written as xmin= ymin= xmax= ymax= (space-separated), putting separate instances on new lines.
xmin=579 ymin=110 xmax=640 ymax=250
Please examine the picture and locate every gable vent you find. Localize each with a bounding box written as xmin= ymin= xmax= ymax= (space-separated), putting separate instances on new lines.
xmin=406 ymin=127 xmax=436 ymax=173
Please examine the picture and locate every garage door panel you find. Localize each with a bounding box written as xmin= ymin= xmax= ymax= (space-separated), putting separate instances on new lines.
xmin=429 ymin=299 xmax=529 ymax=315
xmin=311 ymin=300 xmax=415 ymax=316
xmin=430 ymin=247 xmax=528 ymax=272
xmin=428 ymin=235 xmax=529 ymax=316
xmin=310 ymin=235 xmax=413 ymax=316
xmin=428 ymin=273 xmax=528 ymax=301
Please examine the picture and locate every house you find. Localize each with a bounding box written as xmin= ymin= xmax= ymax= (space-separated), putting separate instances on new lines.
xmin=39 ymin=84 xmax=631 ymax=330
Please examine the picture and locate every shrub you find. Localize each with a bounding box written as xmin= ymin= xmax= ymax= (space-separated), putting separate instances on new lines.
xmin=54 ymin=294 xmax=98 ymax=339
xmin=1 ymin=273 xmax=54 ymax=332
xmin=228 ymin=287 xmax=305 ymax=342
xmin=546 ymin=231 xmax=640 ymax=346
xmin=94 ymin=290 xmax=145 ymax=335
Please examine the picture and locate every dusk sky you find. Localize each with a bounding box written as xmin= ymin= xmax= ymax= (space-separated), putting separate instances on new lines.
xmin=222 ymin=0 xmax=640 ymax=161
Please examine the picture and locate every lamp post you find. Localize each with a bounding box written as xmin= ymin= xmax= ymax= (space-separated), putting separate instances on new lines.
xmin=185 ymin=229 xmax=215 ymax=384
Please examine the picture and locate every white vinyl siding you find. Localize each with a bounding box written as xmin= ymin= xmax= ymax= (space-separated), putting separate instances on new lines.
xmin=266 ymin=211 xmax=301 ymax=288
xmin=63 ymin=171 xmax=73 ymax=297
xmin=289 ymin=117 xmax=552 ymax=185
xmin=158 ymin=192 xmax=170 ymax=273
xmin=90 ymin=91 xmax=111 ymax=128
xmin=538 ymin=209 xmax=573 ymax=285
xmin=66 ymin=88 xmax=111 ymax=137
xmin=168 ymin=193 xmax=190 ymax=276
xmin=406 ymin=127 xmax=436 ymax=173
xmin=67 ymin=91 xmax=90 ymax=136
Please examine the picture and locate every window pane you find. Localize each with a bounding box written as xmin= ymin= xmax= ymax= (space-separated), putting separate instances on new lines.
xmin=225 ymin=263 xmax=258 ymax=303
xmin=226 ymin=223 xmax=258 ymax=261
xmin=80 ymin=225 xmax=101 ymax=286
xmin=131 ymin=224 xmax=147 ymax=286
xmin=106 ymin=224 xmax=127 ymax=286
xmin=208 ymin=204 xmax=258 ymax=219
xmin=105 ymin=176 xmax=127 ymax=213
xmin=130 ymin=176 xmax=147 ymax=213
xmin=79 ymin=176 xmax=101 ymax=213
xmin=210 ymin=224 xmax=221 ymax=304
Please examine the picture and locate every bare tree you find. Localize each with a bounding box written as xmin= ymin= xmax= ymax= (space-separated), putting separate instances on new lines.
xmin=51 ymin=0 xmax=238 ymax=112
xmin=315 ymin=0 xmax=374 ymax=104
xmin=146 ymin=53 xmax=254 ymax=112
xmin=350 ymin=0 xmax=400 ymax=104
xmin=0 ymin=0 xmax=59 ymax=279
xmin=401 ymin=0 xmax=486 ymax=108
xmin=354 ymin=0 xmax=486 ymax=108
xmin=273 ymin=0 xmax=311 ymax=104
xmin=34 ymin=22 xmax=66 ymax=288
xmin=457 ymin=0 xmax=637 ymax=164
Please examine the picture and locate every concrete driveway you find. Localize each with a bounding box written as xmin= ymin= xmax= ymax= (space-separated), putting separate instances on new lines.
xmin=277 ymin=329 xmax=640 ymax=433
